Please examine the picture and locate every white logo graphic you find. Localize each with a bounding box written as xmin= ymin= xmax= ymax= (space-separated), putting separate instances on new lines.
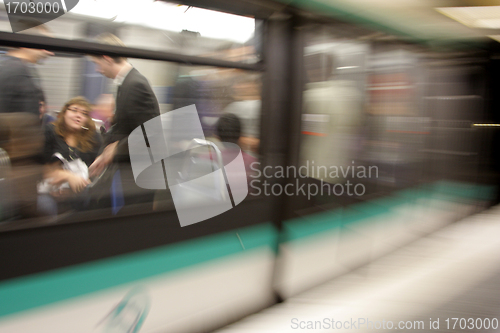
xmin=128 ymin=105 xmax=248 ymax=227
xmin=96 ymin=288 xmax=150 ymax=333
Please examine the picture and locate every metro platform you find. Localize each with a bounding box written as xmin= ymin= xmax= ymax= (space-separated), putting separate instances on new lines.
xmin=216 ymin=202 xmax=500 ymax=333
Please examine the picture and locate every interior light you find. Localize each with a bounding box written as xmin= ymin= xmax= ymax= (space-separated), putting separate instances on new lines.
xmin=70 ymin=0 xmax=254 ymax=43
xmin=472 ymin=124 xmax=500 ymax=127
xmin=436 ymin=6 xmax=500 ymax=29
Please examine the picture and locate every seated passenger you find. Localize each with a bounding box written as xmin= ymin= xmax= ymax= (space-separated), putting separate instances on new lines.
xmin=91 ymin=94 xmax=114 ymax=133
xmin=38 ymin=97 xmax=102 ymax=215
xmin=215 ymin=113 xmax=257 ymax=182
xmin=153 ymin=114 xmax=258 ymax=211
xmin=39 ymin=97 xmax=55 ymax=128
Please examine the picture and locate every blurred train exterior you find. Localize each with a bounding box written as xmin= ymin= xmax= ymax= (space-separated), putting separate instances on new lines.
xmin=0 ymin=0 xmax=498 ymax=332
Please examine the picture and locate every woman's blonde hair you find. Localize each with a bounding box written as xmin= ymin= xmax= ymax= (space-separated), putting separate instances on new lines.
xmin=54 ymin=96 xmax=97 ymax=153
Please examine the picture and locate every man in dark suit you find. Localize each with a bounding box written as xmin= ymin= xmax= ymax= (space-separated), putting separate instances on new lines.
xmin=89 ymin=33 xmax=160 ymax=208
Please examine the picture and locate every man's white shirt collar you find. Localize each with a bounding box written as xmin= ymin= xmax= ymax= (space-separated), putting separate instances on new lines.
xmin=114 ymin=62 xmax=133 ymax=86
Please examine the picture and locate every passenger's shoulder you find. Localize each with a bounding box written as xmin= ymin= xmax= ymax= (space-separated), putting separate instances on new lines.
xmin=44 ymin=123 xmax=56 ymax=133
xmin=127 ymin=69 xmax=151 ymax=87
xmin=92 ymin=130 xmax=103 ymax=144
xmin=0 ymin=56 xmax=29 ymax=74
xmin=44 ymin=123 xmax=62 ymax=140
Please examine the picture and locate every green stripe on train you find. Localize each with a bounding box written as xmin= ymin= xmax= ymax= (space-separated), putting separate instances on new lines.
xmin=282 ymin=197 xmax=403 ymax=242
xmin=424 ymin=181 xmax=496 ymax=202
xmin=281 ymin=181 xmax=494 ymax=243
xmin=0 ymin=223 xmax=278 ymax=318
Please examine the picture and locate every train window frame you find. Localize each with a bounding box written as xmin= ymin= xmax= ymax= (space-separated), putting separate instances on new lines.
xmin=0 ymin=10 xmax=266 ymax=231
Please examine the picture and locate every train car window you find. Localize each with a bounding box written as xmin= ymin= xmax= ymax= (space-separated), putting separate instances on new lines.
xmin=0 ymin=1 xmax=261 ymax=64
xmin=361 ymin=47 xmax=425 ymax=192
xmin=0 ymin=49 xmax=262 ymax=227
xmin=293 ymin=25 xmax=487 ymax=216
xmin=295 ymin=27 xmax=371 ymax=211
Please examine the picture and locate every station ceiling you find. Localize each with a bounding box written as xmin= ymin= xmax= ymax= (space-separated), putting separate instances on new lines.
xmin=273 ymin=0 xmax=500 ymax=46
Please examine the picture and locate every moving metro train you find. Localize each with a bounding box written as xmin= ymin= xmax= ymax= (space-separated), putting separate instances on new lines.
xmin=0 ymin=0 xmax=498 ymax=332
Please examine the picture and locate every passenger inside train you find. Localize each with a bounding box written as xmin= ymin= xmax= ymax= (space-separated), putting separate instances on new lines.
xmin=91 ymin=94 xmax=115 ymax=133
xmin=0 ymin=22 xmax=53 ymax=116
xmin=213 ymin=113 xmax=258 ymax=182
xmin=38 ymin=96 xmax=101 ymax=216
xmin=89 ymin=33 xmax=160 ymax=213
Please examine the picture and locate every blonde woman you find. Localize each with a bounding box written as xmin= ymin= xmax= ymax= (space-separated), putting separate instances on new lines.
xmin=38 ymin=96 xmax=102 ymax=215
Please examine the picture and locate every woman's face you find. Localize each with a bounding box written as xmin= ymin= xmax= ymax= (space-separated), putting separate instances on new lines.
xmin=64 ymin=104 xmax=90 ymax=132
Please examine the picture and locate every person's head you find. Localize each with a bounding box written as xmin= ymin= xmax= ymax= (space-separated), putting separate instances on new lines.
xmin=90 ymin=33 xmax=128 ymax=79
xmin=8 ymin=21 xmax=54 ymax=64
xmin=39 ymin=99 xmax=47 ymax=119
xmin=93 ymin=94 xmax=115 ymax=120
xmin=54 ymin=96 xmax=96 ymax=152
xmin=216 ymin=113 xmax=241 ymax=145
xmin=13 ymin=47 xmax=53 ymax=64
